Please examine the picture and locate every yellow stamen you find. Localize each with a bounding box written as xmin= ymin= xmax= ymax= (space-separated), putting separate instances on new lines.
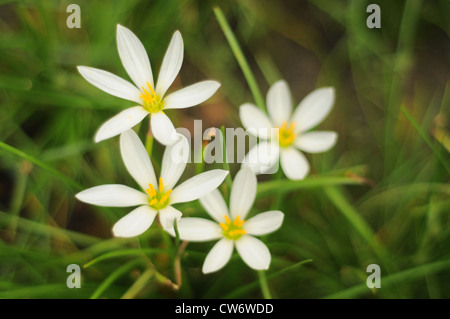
xmin=147 ymin=184 xmax=156 ymax=197
xmin=233 ymin=215 xmax=240 ymax=226
xmin=278 ymin=121 xmax=296 ymax=148
xmin=160 ymin=189 xmax=172 ymax=203
xmin=221 ymin=214 xmax=246 ymax=240
xmin=146 ymin=178 xmax=172 ymax=209
xmin=140 ymin=82 xmax=164 ymax=113
xmin=287 ymin=122 xmax=295 ymax=134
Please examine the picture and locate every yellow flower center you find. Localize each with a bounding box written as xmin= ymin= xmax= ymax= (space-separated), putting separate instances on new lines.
xmin=277 ymin=121 xmax=296 ymax=148
xmin=146 ymin=177 xmax=172 ymax=210
xmin=219 ymin=215 xmax=247 ymax=240
xmin=140 ymin=82 xmax=164 ymax=113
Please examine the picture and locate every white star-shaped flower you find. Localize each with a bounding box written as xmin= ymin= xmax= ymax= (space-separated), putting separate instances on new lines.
xmin=78 ymin=25 xmax=221 ymax=145
xmin=240 ymin=80 xmax=337 ymax=180
xmin=167 ymin=167 xmax=284 ymax=273
xmin=75 ymin=129 xmax=229 ymax=237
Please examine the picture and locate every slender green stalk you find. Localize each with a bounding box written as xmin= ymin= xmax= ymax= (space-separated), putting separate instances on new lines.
xmin=83 ymin=248 xmax=166 ymax=268
xmin=90 ymin=259 xmax=142 ymax=299
xmin=146 ymin=123 xmax=154 ymax=157
xmin=324 ymin=259 xmax=450 ymax=299
xmin=220 ymin=126 xmax=233 ymax=190
xmin=323 ymin=186 xmax=391 ymax=270
xmin=257 ymin=270 xmax=272 ymax=299
xmin=401 ymin=107 xmax=450 ymax=173
xmin=173 ymin=219 xmax=180 ymax=250
xmin=121 ymin=267 xmax=155 ymax=299
xmin=224 ymin=259 xmax=312 ymax=298
xmin=214 ymin=7 xmax=266 ymax=111
xmin=0 ymin=141 xmax=81 ymax=190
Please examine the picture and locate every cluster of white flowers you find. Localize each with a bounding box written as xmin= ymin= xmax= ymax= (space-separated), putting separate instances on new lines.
xmin=76 ymin=25 xmax=336 ymax=274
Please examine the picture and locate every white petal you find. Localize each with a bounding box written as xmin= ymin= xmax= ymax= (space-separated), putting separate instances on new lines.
xmin=242 ymin=142 xmax=279 ymax=175
xmin=77 ymin=66 xmax=142 ymax=104
xmin=202 ymin=238 xmax=234 ymax=274
xmin=94 ymin=106 xmax=149 ymax=143
xmin=170 ymin=170 xmax=229 ymax=204
xmin=112 ymin=205 xmax=157 ymax=237
xmin=75 ymin=184 xmax=148 ymax=207
xmin=280 ymin=147 xmax=310 ymax=180
xmin=158 ymin=205 xmax=182 ymax=231
xmin=166 ymin=217 xmax=222 ymax=242
xmin=294 ymin=131 xmax=338 ymax=153
xmin=156 ymin=31 xmax=183 ymax=97
xmin=239 ymin=103 xmax=272 ymax=139
xmin=150 ymin=111 xmax=178 ymax=146
xmin=164 ymin=81 xmax=221 ymax=109
xmin=244 ymin=211 xmax=284 ymax=236
xmin=267 ymin=80 xmax=292 ymax=127
xmin=120 ymin=129 xmax=157 ymax=191
xmin=230 ymin=167 xmax=257 ymax=220
xmin=291 ymin=87 xmax=335 ymax=133
xmin=199 ymin=189 xmax=229 ymax=223
xmin=161 ymin=134 xmax=190 ymax=190
xmin=235 ymin=235 xmax=271 ymax=270
xmin=116 ymin=24 xmax=153 ymax=90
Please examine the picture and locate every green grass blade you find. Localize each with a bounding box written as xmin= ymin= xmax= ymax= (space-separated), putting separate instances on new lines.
xmin=324 ymin=259 xmax=450 ymax=299
xmin=213 ymin=6 xmax=266 ymax=111
xmin=0 ymin=141 xmax=82 ymax=190
xmin=90 ymin=259 xmax=142 ymax=299
xmin=224 ymin=259 xmax=312 ymax=298
xmin=401 ymin=107 xmax=450 ymax=173
xmin=83 ymin=248 xmax=167 ymax=268
xmin=257 ymin=176 xmax=365 ymax=197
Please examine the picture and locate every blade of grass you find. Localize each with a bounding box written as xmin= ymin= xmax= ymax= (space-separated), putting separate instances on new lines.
xmin=90 ymin=259 xmax=142 ymax=299
xmin=0 ymin=211 xmax=100 ymax=246
xmin=257 ymin=176 xmax=366 ymax=198
xmin=83 ymin=248 xmax=167 ymax=268
xmin=0 ymin=141 xmax=82 ymax=190
xmin=323 ymin=186 xmax=391 ymax=269
xmin=213 ymin=6 xmax=266 ymax=111
xmin=224 ymin=259 xmax=312 ymax=298
xmin=121 ymin=267 xmax=155 ymax=299
xmin=401 ymin=106 xmax=450 ymax=173
xmin=324 ymin=259 xmax=450 ymax=299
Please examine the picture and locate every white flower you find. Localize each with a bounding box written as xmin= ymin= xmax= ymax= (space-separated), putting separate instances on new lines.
xmin=78 ymin=25 xmax=221 ymax=145
xmin=75 ymin=129 xmax=229 ymax=237
xmin=167 ymin=167 xmax=284 ymax=273
xmin=239 ymin=80 xmax=337 ymax=180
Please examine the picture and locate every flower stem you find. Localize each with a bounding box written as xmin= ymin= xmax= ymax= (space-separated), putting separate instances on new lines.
xmin=214 ymin=7 xmax=266 ymax=111
xmin=220 ymin=126 xmax=233 ymax=190
xmin=257 ymin=270 xmax=272 ymax=299
xmin=146 ymin=121 xmax=153 ymax=157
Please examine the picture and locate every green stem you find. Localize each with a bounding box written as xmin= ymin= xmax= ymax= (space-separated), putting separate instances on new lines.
xmin=146 ymin=124 xmax=153 ymax=157
xmin=0 ymin=141 xmax=81 ymax=190
xmin=257 ymin=270 xmax=272 ymax=299
xmin=90 ymin=259 xmax=141 ymax=299
xmin=220 ymin=126 xmax=233 ymax=190
xmin=173 ymin=219 xmax=180 ymax=250
xmin=121 ymin=267 xmax=155 ymax=299
xmin=214 ymin=7 xmax=266 ymax=111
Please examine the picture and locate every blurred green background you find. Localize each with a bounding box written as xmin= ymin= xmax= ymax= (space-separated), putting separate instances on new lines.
xmin=0 ymin=0 xmax=449 ymax=298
